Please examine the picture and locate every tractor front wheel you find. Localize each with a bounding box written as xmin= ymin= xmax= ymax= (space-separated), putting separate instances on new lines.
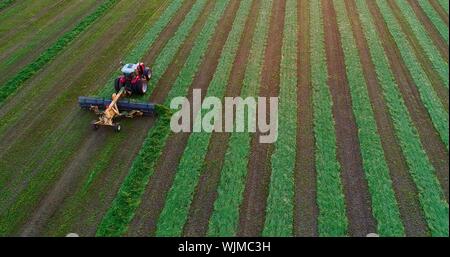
xmin=113 ymin=123 xmax=121 ymax=132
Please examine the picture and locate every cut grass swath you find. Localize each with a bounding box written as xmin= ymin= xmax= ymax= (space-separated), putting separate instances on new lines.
xmin=356 ymin=0 xmax=449 ymax=237
xmin=310 ymin=0 xmax=347 ymax=237
xmin=155 ymin=0 xmax=253 ymax=237
xmin=207 ymin=0 xmax=273 ymax=237
xmin=395 ymin=0 xmax=448 ymax=88
xmin=375 ymin=0 xmax=449 ymax=151
xmin=96 ymin=0 xmax=229 ymax=236
xmin=0 ymin=0 xmax=120 ymax=105
xmin=417 ymin=0 xmax=449 ymax=44
xmin=262 ymin=0 xmax=297 ymax=237
xmin=333 ymin=0 xmax=404 ymax=236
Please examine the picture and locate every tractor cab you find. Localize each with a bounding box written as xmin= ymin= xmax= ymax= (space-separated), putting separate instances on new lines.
xmin=121 ymin=63 xmax=138 ymax=80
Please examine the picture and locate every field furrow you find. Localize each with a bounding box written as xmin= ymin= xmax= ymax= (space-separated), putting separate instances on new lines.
xmin=415 ymin=0 xmax=449 ymax=46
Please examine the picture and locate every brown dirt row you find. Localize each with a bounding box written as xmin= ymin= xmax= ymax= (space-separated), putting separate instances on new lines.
xmin=367 ymin=0 xmax=449 ymax=203
xmin=237 ymin=0 xmax=285 ymax=237
xmin=15 ymin=0 xmax=204 ymax=236
xmin=407 ymin=0 xmax=448 ymax=60
xmin=126 ymin=0 xmax=241 ymax=236
xmin=322 ymin=0 xmax=377 ymax=237
xmin=345 ymin=0 xmax=429 ymax=237
xmin=387 ymin=0 xmax=449 ymax=112
xmin=429 ymin=0 xmax=449 ymax=26
xmin=182 ymin=0 xmax=261 ymax=237
xmin=294 ymin=0 xmax=318 ymax=237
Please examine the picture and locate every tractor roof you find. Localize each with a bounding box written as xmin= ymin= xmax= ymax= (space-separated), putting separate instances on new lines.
xmin=121 ymin=63 xmax=137 ymax=74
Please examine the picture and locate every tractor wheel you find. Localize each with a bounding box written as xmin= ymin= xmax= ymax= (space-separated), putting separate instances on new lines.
xmin=92 ymin=123 xmax=99 ymax=131
xmin=114 ymin=78 xmax=121 ymax=93
xmin=114 ymin=123 xmax=121 ymax=132
xmin=134 ymin=79 xmax=148 ymax=95
xmin=145 ymin=67 xmax=152 ymax=81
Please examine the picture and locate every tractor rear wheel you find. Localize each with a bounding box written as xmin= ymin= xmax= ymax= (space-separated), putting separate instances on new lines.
xmin=133 ymin=79 xmax=147 ymax=95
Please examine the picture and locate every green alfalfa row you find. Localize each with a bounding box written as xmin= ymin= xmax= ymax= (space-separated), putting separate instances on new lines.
xmin=155 ymin=0 xmax=253 ymax=237
xmin=262 ymin=0 xmax=297 ymax=237
xmin=394 ymin=0 xmax=448 ymax=88
xmin=310 ymin=0 xmax=347 ymax=237
xmin=0 ymin=0 xmax=119 ymax=104
xmin=417 ymin=0 xmax=449 ymax=44
xmin=207 ymin=0 xmax=273 ymax=237
xmin=96 ymin=0 xmax=229 ymax=236
xmin=376 ymin=0 xmax=448 ymax=151
xmin=333 ymin=0 xmax=404 ymax=236
xmin=437 ymin=0 xmax=449 ymax=14
xmin=356 ymin=0 xmax=448 ymax=237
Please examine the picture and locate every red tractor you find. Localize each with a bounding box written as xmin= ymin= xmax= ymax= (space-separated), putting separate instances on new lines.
xmin=114 ymin=63 xmax=152 ymax=96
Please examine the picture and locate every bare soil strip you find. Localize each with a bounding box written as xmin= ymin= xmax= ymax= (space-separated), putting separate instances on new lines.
xmin=367 ymin=0 xmax=449 ymax=202
xmin=322 ymin=0 xmax=376 ymax=237
xmin=127 ymin=1 xmax=240 ymax=236
xmin=387 ymin=0 xmax=449 ymax=111
xmin=294 ymin=0 xmax=318 ymax=237
xmin=182 ymin=0 xmax=261 ymax=237
xmin=345 ymin=0 xmax=428 ymax=237
xmin=407 ymin=0 xmax=448 ymax=60
xmin=237 ymin=0 xmax=285 ymax=237
xmin=430 ymin=0 xmax=450 ymax=25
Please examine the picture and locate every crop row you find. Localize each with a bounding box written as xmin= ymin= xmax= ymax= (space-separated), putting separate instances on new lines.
xmin=333 ymin=0 xmax=404 ymax=236
xmin=356 ymin=0 xmax=448 ymax=237
xmin=262 ymin=0 xmax=297 ymax=237
xmin=417 ymin=0 xmax=449 ymax=43
xmin=155 ymin=0 xmax=253 ymax=236
xmin=395 ymin=0 xmax=448 ymax=88
xmin=0 ymin=0 xmax=183 ymax=236
xmin=0 ymin=0 xmax=119 ymax=104
xmin=96 ymin=0 xmax=228 ymax=236
xmin=376 ymin=0 xmax=448 ymax=151
xmin=207 ymin=0 xmax=273 ymax=237
xmin=0 ymin=0 xmax=14 ymax=11
xmin=310 ymin=0 xmax=347 ymax=237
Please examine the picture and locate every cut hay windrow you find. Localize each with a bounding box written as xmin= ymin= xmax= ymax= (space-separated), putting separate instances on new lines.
xmin=0 ymin=0 xmax=120 ymax=105
xmin=333 ymin=0 xmax=404 ymax=236
xmin=357 ymin=0 xmax=449 ymax=237
xmin=395 ymin=0 xmax=449 ymax=88
xmin=262 ymin=0 xmax=297 ymax=237
xmin=0 ymin=0 xmax=14 ymax=11
xmin=96 ymin=0 xmax=229 ymax=237
xmin=375 ymin=0 xmax=449 ymax=151
xmin=417 ymin=0 xmax=449 ymax=44
xmin=310 ymin=0 xmax=347 ymax=237
xmin=155 ymin=0 xmax=252 ymax=237
xmin=206 ymin=0 xmax=273 ymax=237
